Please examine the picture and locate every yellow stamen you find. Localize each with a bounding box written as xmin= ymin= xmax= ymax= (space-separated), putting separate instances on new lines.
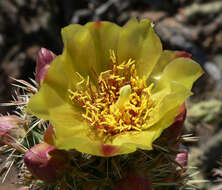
xmin=68 ymin=51 xmax=155 ymax=135
xmin=109 ymin=49 xmax=117 ymax=64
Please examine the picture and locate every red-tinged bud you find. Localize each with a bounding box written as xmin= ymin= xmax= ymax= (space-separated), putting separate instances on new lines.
xmin=175 ymin=149 xmax=188 ymax=169
xmin=0 ymin=115 xmax=25 ymax=146
xmin=115 ymin=172 xmax=152 ymax=190
xmin=35 ymin=48 xmax=56 ymax=85
xmin=24 ymin=143 xmax=69 ymax=183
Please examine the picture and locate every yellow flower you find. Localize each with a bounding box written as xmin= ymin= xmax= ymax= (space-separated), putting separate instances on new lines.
xmin=27 ymin=19 xmax=203 ymax=156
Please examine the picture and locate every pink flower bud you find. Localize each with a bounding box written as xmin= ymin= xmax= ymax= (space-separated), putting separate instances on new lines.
xmin=35 ymin=48 xmax=56 ymax=85
xmin=0 ymin=115 xmax=25 ymax=146
xmin=115 ymin=172 xmax=152 ymax=190
xmin=24 ymin=143 xmax=68 ymax=183
xmin=175 ymin=149 xmax=188 ymax=168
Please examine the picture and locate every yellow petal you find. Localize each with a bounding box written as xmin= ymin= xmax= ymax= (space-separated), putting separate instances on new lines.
xmin=112 ymin=131 xmax=152 ymax=152
xmin=163 ymin=58 xmax=203 ymax=90
xmin=117 ymin=18 xmax=162 ymax=78
xmin=27 ymin=56 xmax=71 ymax=119
xmin=147 ymin=82 xmax=191 ymax=128
xmin=152 ymin=57 xmax=204 ymax=93
xmin=85 ymin=21 xmax=120 ymax=72
xmin=61 ymin=25 xmax=98 ymax=84
xmin=49 ymin=103 xmax=101 ymax=155
xmin=50 ymin=103 xmax=130 ymax=157
xmin=61 ymin=22 xmax=120 ymax=85
xmin=144 ymin=57 xmax=203 ymax=128
xmin=149 ymin=50 xmax=175 ymax=79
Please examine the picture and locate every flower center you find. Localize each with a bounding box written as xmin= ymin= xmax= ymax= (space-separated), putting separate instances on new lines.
xmin=68 ymin=50 xmax=154 ymax=135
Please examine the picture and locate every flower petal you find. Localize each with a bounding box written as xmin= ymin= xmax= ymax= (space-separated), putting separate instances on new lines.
xmin=117 ymin=18 xmax=162 ymax=78
xmin=149 ymin=50 xmax=175 ymax=79
xmin=61 ymin=22 xmax=121 ymax=86
xmin=143 ymin=57 xmax=203 ymax=128
xmin=61 ymin=24 xmax=98 ymax=83
xmin=49 ymin=103 xmax=102 ymax=155
xmin=149 ymin=50 xmax=196 ymax=82
xmin=146 ymin=82 xmax=191 ymax=128
xmin=27 ymin=55 xmax=72 ymax=119
xmin=85 ymin=21 xmax=120 ymax=72
xmin=152 ymin=57 xmax=204 ymax=92
xmin=27 ymin=84 xmax=64 ymax=119
xmin=50 ymin=104 xmax=128 ymax=156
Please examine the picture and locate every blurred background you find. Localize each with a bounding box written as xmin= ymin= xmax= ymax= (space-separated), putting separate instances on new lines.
xmin=0 ymin=0 xmax=222 ymax=189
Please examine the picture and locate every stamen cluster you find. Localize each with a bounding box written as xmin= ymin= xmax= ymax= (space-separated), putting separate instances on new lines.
xmin=69 ymin=51 xmax=154 ymax=135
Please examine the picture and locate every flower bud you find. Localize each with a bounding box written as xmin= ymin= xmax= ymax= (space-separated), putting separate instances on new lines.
xmin=115 ymin=172 xmax=152 ymax=190
xmin=24 ymin=143 xmax=68 ymax=183
xmin=35 ymin=48 xmax=56 ymax=85
xmin=0 ymin=115 xmax=25 ymax=146
xmin=175 ymin=149 xmax=188 ymax=168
